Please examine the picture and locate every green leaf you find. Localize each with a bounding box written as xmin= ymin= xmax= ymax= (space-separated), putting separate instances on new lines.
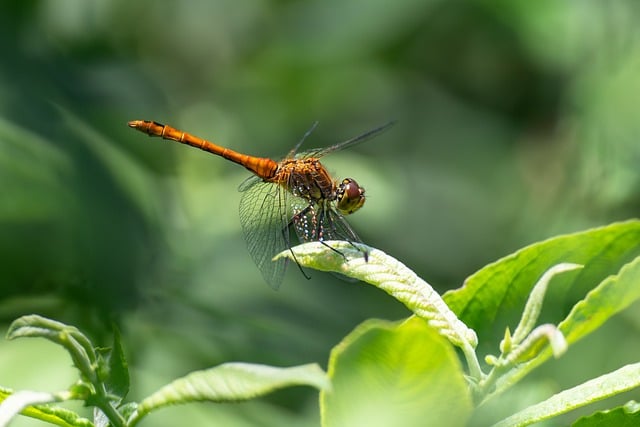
xmin=7 ymin=315 xmax=73 ymax=341
xmin=5 ymin=315 xmax=127 ymax=426
xmin=509 ymin=263 xmax=582 ymax=345
xmin=321 ymin=317 xmax=472 ymax=427
xmin=572 ymin=401 xmax=640 ymax=427
xmin=0 ymin=387 xmax=93 ymax=427
xmin=559 ymin=254 xmax=640 ymax=345
xmin=275 ymin=241 xmax=478 ymax=349
xmin=0 ymin=390 xmax=56 ymax=426
xmin=444 ymin=220 xmax=640 ymax=355
xmin=105 ymin=326 xmax=129 ymax=401
xmin=491 ymin=363 xmax=640 ymax=427
xmin=277 ymin=241 xmax=482 ymax=379
xmin=129 ymin=363 xmax=329 ymax=426
xmin=6 ymin=315 xmax=98 ymax=384
xmin=486 ymin=264 xmax=580 ymax=369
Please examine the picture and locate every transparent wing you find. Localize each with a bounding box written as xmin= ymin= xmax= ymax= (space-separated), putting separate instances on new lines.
xmin=238 ymin=178 xmax=291 ymax=289
xmin=321 ymin=206 xmax=362 ymax=243
xmin=291 ymin=199 xmax=362 ymax=244
xmin=238 ymin=175 xmax=261 ymax=192
xmin=295 ymin=121 xmax=395 ymax=159
xmin=291 ymin=200 xmax=367 ymax=284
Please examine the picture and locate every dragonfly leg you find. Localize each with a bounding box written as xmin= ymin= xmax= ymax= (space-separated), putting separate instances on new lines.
xmin=282 ymin=215 xmax=311 ymax=281
xmin=323 ymin=208 xmax=370 ymax=262
xmin=313 ymin=207 xmax=352 ymax=260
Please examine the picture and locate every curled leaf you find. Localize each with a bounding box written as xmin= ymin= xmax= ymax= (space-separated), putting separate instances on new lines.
xmin=276 ymin=241 xmax=478 ymax=350
xmin=510 ymin=263 xmax=582 ymax=345
xmin=274 ymin=241 xmax=482 ymax=379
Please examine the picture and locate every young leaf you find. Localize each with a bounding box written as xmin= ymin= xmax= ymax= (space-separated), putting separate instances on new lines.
xmin=7 ymin=315 xmax=99 ymax=384
xmin=509 ymin=263 xmax=582 ymax=345
xmin=105 ymin=326 xmax=129 ymax=401
xmin=7 ymin=315 xmax=75 ymax=342
xmin=128 ymin=363 xmax=329 ymax=426
xmin=5 ymin=315 xmax=127 ymax=426
xmin=321 ymin=317 xmax=472 ymax=427
xmin=491 ymin=362 xmax=640 ymax=427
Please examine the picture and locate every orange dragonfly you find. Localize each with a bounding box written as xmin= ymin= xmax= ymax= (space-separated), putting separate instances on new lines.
xmin=128 ymin=119 xmax=393 ymax=289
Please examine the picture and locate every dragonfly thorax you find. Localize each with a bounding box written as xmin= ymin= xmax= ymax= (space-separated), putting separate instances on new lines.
xmin=276 ymin=158 xmax=337 ymax=203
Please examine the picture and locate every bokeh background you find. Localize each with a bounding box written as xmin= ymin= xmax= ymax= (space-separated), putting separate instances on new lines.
xmin=1 ymin=1 xmax=639 ymax=426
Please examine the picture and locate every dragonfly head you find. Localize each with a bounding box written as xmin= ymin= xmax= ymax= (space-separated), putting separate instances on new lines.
xmin=336 ymin=178 xmax=365 ymax=215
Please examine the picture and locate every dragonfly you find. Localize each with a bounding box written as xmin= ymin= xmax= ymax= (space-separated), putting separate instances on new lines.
xmin=128 ymin=119 xmax=393 ymax=289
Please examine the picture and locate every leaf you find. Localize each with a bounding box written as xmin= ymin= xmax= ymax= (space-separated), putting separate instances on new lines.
xmin=4 ymin=315 xmax=128 ymax=426
xmin=275 ymin=241 xmax=478 ymax=349
xmin=510 ymin=263 xmax=582 ymax=345
xmin=444 ymin=220 xmax=640 ymax=355
xmin=6 ymin=315 xmax=72 ymax=341
xmin=491 ymin=363 xmax=640 ymax=427
xmin=105 ymin=326 xmax=129 ymax=401
xmin=0 ymin=388 xmax=92 ymax=427
xmin=321 ymin=317 xmax=472 ymax=427
xmin=6 ymin=315 xmax=98 ymax=384
xmin=559 ymin=254 xmax=640 ymax=345
xmin=129 ymin=363 xmax=329 ymax=425
xmin=572 ymin=401 xmax=640 ymax=427
xmin=0 ymin=391 xmax=56 ymax=427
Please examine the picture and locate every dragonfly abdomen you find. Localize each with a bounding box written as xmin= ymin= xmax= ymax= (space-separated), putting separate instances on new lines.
xmin=128 ymin=120 xmax=278 ymax=179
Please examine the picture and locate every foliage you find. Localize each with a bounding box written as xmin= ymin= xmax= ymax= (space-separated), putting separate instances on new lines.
xmin=0 ymin=315 xmax=329 ymax=427
xmin=278 ymin=220 xmax=640 ymax=426
xmin=2 ymin=221 xmax=640 ymax=426
xmin=2 ymin=2 xmax=640 ymax=426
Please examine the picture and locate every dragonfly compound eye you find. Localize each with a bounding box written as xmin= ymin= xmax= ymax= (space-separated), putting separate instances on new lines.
xmin=336 ymin=178 xmax=365 ymax=215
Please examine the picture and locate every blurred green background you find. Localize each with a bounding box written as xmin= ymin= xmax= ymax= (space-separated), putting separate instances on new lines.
xmin=1 ymin=1 xmax=639 ymax=426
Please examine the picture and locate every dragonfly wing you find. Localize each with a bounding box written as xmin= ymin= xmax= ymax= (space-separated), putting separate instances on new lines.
xmin=291 ymin=200 xmax=362 ymax=244
xmin=238 ymin=175 xmax=261 ymax=192
xmin=321 ymin=204 xmax=362 ymax=243
xmin=324 ymin=207 xmax=368 ymax=283
xmin=239 ymin=179 xmax=290 ymax=289
xmin=292 ymin=201 xmax=367 ymax=284
xmin=296 ymin=121 xmax=395 ymax=159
